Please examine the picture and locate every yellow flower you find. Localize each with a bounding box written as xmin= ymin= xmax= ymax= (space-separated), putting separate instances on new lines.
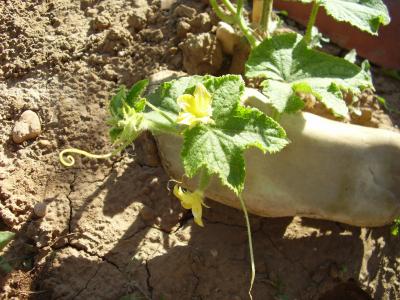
xmin=173 ymin=185 xmax=208 ymax=227
xmin=176 ymin=83 xmax=214 ymax=128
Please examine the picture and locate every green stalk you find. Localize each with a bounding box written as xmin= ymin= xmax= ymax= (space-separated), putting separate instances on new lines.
xmin=145 ymin=100 xmax=176 ymax=125
xmin=260 ymin=0 xmax=274 ymax=37
xmin=236 ymin=0 xmax=258 ymax=48
xmin=304 ymin=0 xmax=320 ymax=44
xmin=221 ymin=0 xmax=236 ymax=15
xmin=238 ymin=195 xmax=255 ymax=300
xmin=209 ymin=0 xmax=235 ymax=24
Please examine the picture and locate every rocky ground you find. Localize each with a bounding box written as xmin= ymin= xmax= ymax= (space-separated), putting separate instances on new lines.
xmin=0 ymin=0 xmax=399 ymax=299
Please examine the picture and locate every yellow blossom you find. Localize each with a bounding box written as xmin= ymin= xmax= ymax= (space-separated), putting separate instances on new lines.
xmin=176 ymin=83 xmax=214 ymax=128
xmin=173 ymin=185 xmax=208 ymax=227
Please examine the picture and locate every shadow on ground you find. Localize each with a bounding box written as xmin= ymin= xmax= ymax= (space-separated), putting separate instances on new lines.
xmin=2 ymin=152 xmax=397 ymax=300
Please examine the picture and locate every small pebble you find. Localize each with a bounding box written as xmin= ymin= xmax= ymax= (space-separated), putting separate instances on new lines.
xmin=91 ymin=15 xmax=111 ymax=31
xmin=12 ymin=110 xmax=41 ymax=144
xmin=33 ymin=202 xmax=47 ymax=218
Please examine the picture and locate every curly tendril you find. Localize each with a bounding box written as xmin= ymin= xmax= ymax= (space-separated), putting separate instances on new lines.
xmin=59 ymin=148 xmax=112 ymax=167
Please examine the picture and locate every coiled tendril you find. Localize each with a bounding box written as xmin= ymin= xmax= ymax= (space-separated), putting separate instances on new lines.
xmin=59 ymin=148 xmax=112 ymax=167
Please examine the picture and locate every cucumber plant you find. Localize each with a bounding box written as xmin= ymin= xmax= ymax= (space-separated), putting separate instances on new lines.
xmin=60 ymin=0 xmax=391 ymax=298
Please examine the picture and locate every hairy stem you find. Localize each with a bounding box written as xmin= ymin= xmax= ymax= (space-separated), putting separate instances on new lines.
xmin=238 ymin=195 xmax=255 ymax=300
xmin=209 ymin=0 xmax=258 ymax=48
xmin=221 ymin=0 xmax=236 ymax=15
xmin=236 ymin=0 xmax=258 ymax=48
xmin=260 ymin=0 xmax=274 ymax=37
xmin=304 ymin=0 xmax=320 ymax=44
xmin=145 ymin=100 xmax=176 ymax=125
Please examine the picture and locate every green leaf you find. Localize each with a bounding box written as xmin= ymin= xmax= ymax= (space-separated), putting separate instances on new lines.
xmin=296 ymin=0 xmax=390 ymax=35
xmin=126 ymin=79 xmax=149 ymax=110
xmin=143 ymin=110 xmax=179 ymax=134
xmin=148 ymin=75 xmax=288 ymax=194
xmin=344 ymin=49 xmax=357 ymax=63
xmin=147 ymin=75 xmax=288 ymax=194
xmin=245 ymin=33 xmax=373 ymax=117
xmin=181 ymin=78 xmax=288 ymax=194
xmin=147 ymin=76 xmax=204 ymax=115
xmin=147 ymin=75 xmax=245 ymax=122
xmin=321 ymin=0 xmax=390 ymax=35
xmin=109 ymin=87 xmax=127 ymax=118
xmin=0 ymin=231 xmax=15 ymax=250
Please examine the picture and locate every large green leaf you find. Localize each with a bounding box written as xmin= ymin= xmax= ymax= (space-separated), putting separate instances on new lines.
xmin=245 ymin=32 xmax=373 ymax=117
xmin=323 ymin=0 xmax=390 ymax=35
xmin=147 ymin=76 xmax=204 ymax=115
xmin=148 ymin=75 xmax=288 ymax=194
xmin=295 ymin=0 xmax=390 ymax=35
xmin=182 ymin=107 xmax=288 ymax=194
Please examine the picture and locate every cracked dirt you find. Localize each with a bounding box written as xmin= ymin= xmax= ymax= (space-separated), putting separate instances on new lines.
xmin=1 ymin=0 xmax=400 ymax=299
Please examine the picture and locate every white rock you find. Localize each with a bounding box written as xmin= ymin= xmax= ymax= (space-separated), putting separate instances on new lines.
xmin=216 ymin=22 xmax=241 ymax=55
xmin=12 ymin=110 xmax=41 ymax=144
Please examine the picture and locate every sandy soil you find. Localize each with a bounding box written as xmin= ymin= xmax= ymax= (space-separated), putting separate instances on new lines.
xmin=0 ymin=0 xmax=399 ymax=299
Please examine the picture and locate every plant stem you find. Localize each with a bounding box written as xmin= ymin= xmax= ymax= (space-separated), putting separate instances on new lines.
xmin=252 ymin=0 xmax=263 ymax=25
xmin=221 ymin=0 xmax=236 ymax=15
xmin=145 ymin=100 xmax=176 ymax=125
xmin=304 ymin=0 xmax=320 ymax=44
xmin=260 ymin=0 xmax=274 ymax=37
xmin=209 ymin=0 xmax=235 ymax=24
xmin=238 ymin=195 xmax=255 ymax=300
xmin=236 ymin=0 xmax=258 ymax=48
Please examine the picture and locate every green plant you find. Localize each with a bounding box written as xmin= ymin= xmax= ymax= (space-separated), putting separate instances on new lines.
xmin=60 ymin=0 xmax=392 ymax=298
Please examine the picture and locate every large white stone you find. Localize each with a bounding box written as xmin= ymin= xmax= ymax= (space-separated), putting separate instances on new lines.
xmin=12 ymin=110 xmax=41 ymax=144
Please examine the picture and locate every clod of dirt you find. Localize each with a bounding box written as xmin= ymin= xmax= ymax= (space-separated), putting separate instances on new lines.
xmin=140 ymin=29 xmax=164 ymax=43
xmin=229 ymin=39 xmax=251 ymax=74
xmin=91 ymin=14 xmax=111 ymax=32
xmin=216 ymin=22 xmax=241 ymax=55
xmin=33 ymin=202 xmax=47 ymax=218
xmin=99 ymin=27 xmax=133 ymax=54
xmin=174 ymin=4 xmax=196 ymax=19
xmin=177 ymin=20 xmax=191 ymax=38
xmin=179 ymin=32 xmax=223 ymax=75
xmin=12 ymin=110 xmax=41 ymax=144
xmin=128 ymin=9 xmax=148 ymax=32
xmin=189 ymin=12 xmax=212 ymax=34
